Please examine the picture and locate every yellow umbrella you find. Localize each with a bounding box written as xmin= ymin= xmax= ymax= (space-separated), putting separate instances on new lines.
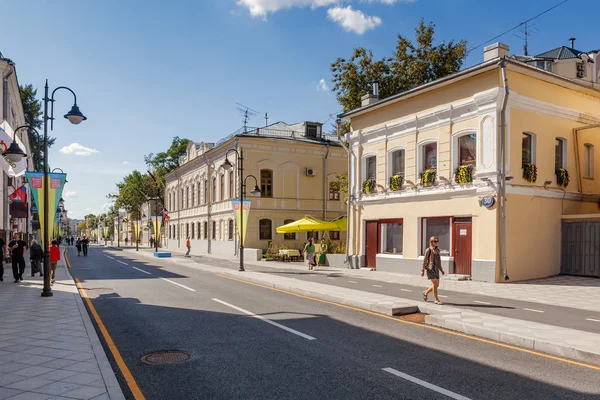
xmin=276 ymin=216 xmax=338 ymax=234
xmin=331 ymin=217 xmax=347 ymax=231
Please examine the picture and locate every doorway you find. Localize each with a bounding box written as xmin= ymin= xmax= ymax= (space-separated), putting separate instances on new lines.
xmin=365 ymin=221 xmax=378 ymax=268
xmin=453 ymin=218 xmax=472 ymax=275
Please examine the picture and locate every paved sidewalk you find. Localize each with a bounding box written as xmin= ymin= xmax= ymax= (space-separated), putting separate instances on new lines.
xmin=0 ymin=255 xmax=125 ymax=400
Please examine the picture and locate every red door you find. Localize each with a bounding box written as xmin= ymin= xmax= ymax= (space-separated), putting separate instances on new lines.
xmin=365 ymin=221 xmax=378 ymax=268
xmin=453 ymin=220 xmax=472 ymax=275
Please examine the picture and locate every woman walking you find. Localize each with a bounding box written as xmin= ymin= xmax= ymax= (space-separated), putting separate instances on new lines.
xmin=76 ymin=237 xmax=82 ymax=256
xmin=421 ymin=236 xmax=446 ymax=305
xmin=304 ymin=238 xmax=316 ymax=271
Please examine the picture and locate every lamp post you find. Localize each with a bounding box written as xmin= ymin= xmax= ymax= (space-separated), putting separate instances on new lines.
xmin=221 ymin=148 xmax=261 ymax=272
xmin=2 ymin=124 xmax=29 ymax=162
xmin=39 ymin=81 xmax=86 ymax=297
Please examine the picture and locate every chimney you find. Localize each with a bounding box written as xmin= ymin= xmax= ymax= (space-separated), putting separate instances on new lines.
xmin=361 ymin=81 xmax=379 ymax=107
xmin=484 ymin=42 xmax=509 ymax=62
xmin=569 ymin=37 xmax=576 ymax=48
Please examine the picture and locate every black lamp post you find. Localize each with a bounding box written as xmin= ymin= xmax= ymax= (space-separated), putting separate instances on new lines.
xmin=2 ymin=124 xmax=29 ymax=163
xmin=40 ymin=81 xmax=86 ymax=298
xmin=221 ymin=148 xmax=261 ymax=272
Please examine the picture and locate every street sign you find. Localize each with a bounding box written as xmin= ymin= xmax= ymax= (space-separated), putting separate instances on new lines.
xmin=482 ymin=196 xmax=495 ymax=208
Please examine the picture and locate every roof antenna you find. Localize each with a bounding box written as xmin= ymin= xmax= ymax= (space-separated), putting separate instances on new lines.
xmin=265 ymin=112 xmax=269 ymax=127
xmin=514 ymin=20 xmax=537 ymax=56
xmin=236 ymin=103 xmax=259 ymax=133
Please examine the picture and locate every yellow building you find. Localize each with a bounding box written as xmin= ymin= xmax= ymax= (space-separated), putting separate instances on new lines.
xmin=341 ymin=42 xmax=600 ymax=282
xmin=164 ymin=122 xmax=347 ymax=258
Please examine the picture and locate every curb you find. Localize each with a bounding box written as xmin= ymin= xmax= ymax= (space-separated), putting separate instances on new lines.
xmin=62 ymin=251 xmax=126 ymax=400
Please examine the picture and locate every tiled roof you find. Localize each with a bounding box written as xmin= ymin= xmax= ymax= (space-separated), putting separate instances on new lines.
xmin=535 ymin=46 xmax=585 ymax=60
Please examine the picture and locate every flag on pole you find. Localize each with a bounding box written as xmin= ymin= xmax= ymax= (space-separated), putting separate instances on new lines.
xmin=232 ymin=200 xmax=251 ymax=246
xmin=9 ymin=184 xmax=27 ymax=206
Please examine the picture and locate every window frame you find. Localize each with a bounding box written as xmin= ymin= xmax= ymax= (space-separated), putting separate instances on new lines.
xmin=387 ymin=148 xmax=406 ymax=183
xmin=522 ymin=132 xmax=536 ymax=165
xmin=229 ymin=170 xmax=234 ymax=199
xmin=203 ymin=180 xmax=208 ymax=204
xmin=191 ymin=222 xmax=195 ymax=239
xmin=421 ymin=216 xmax=453 ymax=257
xmin=228 ymin=219 xmax=234 ymax=240
xmin=330 ymin=231 xmax=341 ymax=240
xmin=328 ymin=183 xmax=340 ymax=201
xmin=219 ymin=174 xmax=225 ymax=202
xmin=212 ymin=220 xmax=216 ymax=240
xmin=259 ymin=219 xmax=272 ymax=240
xmin=379 ymin=218 xmax=403 ymax=255
xmin=260 ymin=169 xmax=273 ymax=198
xmin=283 ymin=219 xmax=296 ymax=240
xmin=555 ymin=137 xmax=567 ymax=170
xmin=418 ymin=140 xmax=439 ymax=173
xmin=203 ymin=221 xmax=208 ymax=239
xmin=584 ymin=143 xmax=594 ymax=179
xmin=452 ymin=131 xmax=477 ymax=169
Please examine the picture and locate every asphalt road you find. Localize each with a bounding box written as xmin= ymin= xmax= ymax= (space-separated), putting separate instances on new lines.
xmin=68 ymin=246 xmax=600 ymax=400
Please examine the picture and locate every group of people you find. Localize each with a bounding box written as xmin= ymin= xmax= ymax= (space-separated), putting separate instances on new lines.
xmin=75 ymin=237 xmax=90 ymax=256
xmin=0 ymin=232 xmax=62 ymax=285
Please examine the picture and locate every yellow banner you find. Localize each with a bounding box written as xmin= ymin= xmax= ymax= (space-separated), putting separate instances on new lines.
xmin=232 ymin=200 xmax=251 ymax=246
xmin=151 ymin=216 xmax=162 ymax=241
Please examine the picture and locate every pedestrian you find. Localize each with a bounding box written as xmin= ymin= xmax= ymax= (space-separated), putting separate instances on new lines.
xmin=82 ymin=236 xmax=89 ymax=256
xmin=303 ymin=238 xmax=316 ymax=271
xmin=150 ymin=235 xmax=154 ymax=249
xmin=76 ymin=237 xmax=82 ymax=256
xmin=49 ymin=239 xmax=60 ymax=285
xmin=422 ymin=235 xmax=446 ymax=305
xmin=185 ymin=235 xmax=191 ymax=257
xmin=29 ymin=239 xmax=43 ymax=277
xmin=125 ymin=237 xmax=128 ymax=247
xmin=0 ymin=233 xmax=5 ymax=282
xmin=8 ymin=232 xmax=27 ymax=283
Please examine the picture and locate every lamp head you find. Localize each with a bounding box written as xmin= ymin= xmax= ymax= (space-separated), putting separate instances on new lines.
xmin=64 ymin=104 xmax=87 ymax=125
xmin=250 ymin=185 xmax=261 ymax=197
xmin=221 ymin=157 xmax=233 ymax=170
xmin=3 ymin=141 xmax=27 ymax=163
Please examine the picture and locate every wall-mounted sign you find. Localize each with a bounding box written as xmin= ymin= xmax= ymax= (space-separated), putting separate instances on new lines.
xmin=460 ymin=229 xmax=467 ymax=236
xmin=482 ymin=196 xmax=495 ymax=208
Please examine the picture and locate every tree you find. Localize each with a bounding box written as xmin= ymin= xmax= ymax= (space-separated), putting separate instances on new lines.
xmin=331 ymin=20 xmax=467 ymax=113
xmin=108 ymin=170 xmax=155 ymax=219
xmin=329 ymin=171 xmax=349 ymax=205
xmin=19 ymin=84 xmax=55 ymax=171
xmin=144 ymin=136 xmax=190 ymax=202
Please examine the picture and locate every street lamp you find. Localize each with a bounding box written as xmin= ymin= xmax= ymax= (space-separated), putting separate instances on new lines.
xmin=2 ymin=124 xmax=29 ymax=163
xmin=41 ymin=81 xmax=86 ymax=298
xmin=221 ymin=148 xmax=261 ymax=272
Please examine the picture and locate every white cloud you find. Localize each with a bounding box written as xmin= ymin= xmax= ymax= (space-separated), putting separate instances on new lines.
xmin=64 ymin=190 xmax=79 ymax=199
xmin=102 ymin=202 xmax=114 ymax=211
xmin=363 ymin=0 xmax=415 ymax=4
xmin=237 ymin=0 xmax=338 ymax=18
xmin=327 ymin=6 xmax=381 ymax=34
xmin=317 ymin=78 xmax=330 ymax=91
xmin=123 ymin=161 xmax=130 ymax=165
xmin=59 ymin=143 xmax=99 ymax=156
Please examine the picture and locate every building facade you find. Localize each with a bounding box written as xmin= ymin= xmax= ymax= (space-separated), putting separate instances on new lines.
xmin=342 ymin=42 xmax=600 ymax=282
xmin=164 ymin=122 xmax=347 ymax=257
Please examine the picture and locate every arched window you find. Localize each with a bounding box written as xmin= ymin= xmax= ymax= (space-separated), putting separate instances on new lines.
xmin=283 ymin=219 xmax=295 ymax=240
xmin=180 ymin=188 xmax=185 ymax=209
xmin=584 ymin=143 xmax=594 ymax=178
xmin=260 ymin=169 xmax=273 ymax=198
xmin=191 ymin=222 xmax=195 ymax=239
xmin=457 ymin=134 xmax=476 ymax=166
xmin=192 ymin=184 xmax=196 ymax=207
xmin=229 ymin=170 xmax=234 ymax=199
xmin=220 ymin=174 xmax=225 ymax=201
xmin=212 ymin=221 xmax=216 ymax=239
xmin=418 ymin=141 xmax=438 ymax=173
xmin=203 ymin=179 xmax=208 ymax=204
xmin=228 ymin=219 xmax=234 ymax=240
xmin=220 ymin=220 xmax=224 ymax=240
xmin=186 ymin=186 xmax=190 ymax=208
xmin=259 ymin=219 xmax=272 ymax=240
xmin=203 ymin=221 xmax=208 ymax=239
xmin=198 ymin=183 xmax=202 ymax=206
xmin=186 ymin=223 xmax=189 ymax=238
xmin=212 ymin=178 xmax=217 ymax=202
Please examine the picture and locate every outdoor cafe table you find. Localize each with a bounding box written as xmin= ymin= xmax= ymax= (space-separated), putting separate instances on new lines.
xmin=279 ymin=249 xmax=301 ymax=262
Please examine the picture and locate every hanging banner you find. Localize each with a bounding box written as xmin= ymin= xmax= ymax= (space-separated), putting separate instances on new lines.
xmin=232 ymin=200 xmax=251 ymax=246
xmin=151 ymin=216 xmax=162 ymax=241
xmin=0 ymin=122 xmax=28 ymax=177
xmin=133 ymin=220 xmax=141 ymax=241
xmin=25 ymin=171 xmax=67 ymax=247
xmin=103 ymin=226 xmax=109 ymax=238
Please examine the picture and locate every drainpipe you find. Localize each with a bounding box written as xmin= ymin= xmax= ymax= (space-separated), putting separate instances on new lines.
xmin=322 ymin=144 xmax=330 ymax=221
xmin=499 ymin=59 xmax=510 ymax=281
xmin=337 ymin=125 xmax=352 ymax=265
xmin=234 ymin=138 xmax=239 ymax=256
xmin=202 ymin=153 xmax=212 ymax=254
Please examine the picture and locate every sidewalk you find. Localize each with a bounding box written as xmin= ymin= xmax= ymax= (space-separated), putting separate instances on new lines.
xmin=121 ymin=246 xmax=600 ymax=367
xmin=0 ymin=255 xmax=125 ymax=400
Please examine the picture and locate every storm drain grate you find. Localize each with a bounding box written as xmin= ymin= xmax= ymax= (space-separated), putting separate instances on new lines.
xmin=399 ymin=313 xmax=427 ymax=323
xmin=141 ymin=350 xmax=192 ymax=365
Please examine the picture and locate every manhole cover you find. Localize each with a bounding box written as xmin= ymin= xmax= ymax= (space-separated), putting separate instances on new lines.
xmin=141 ymin=350 xmax=192 ymax=365
xmin=399 ymin=313 xmax=427 ymax=323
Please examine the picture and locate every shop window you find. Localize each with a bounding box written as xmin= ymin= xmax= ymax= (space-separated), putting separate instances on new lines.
xmin=283 ymin=219 xmax=295 ymax=240
xmin=330 ymin=231 xmax=341 ymax=240
xmin=457 ymin=134 xmax=476 ymax=166
xmin=422 ymin=217 xmax=452 ymax=256
xmin=260 ymin=170 xmax=273 ymax=198
xmin=380 ymin=219 xmax=403 ymax=254
xmin=522 ymin=132 xmax=536 ymax=164
xmin=584 ymin=144 xmax=594 ymax=178
xmin=259 ymin=219 xmax=272 ymax=240
xmin=228 ymin=219 xmax=234 ymax=240
xmin=186 ymin=223 xmax=189 ymax=238
xmin=329 ymin=184 xmax=340 ymax=201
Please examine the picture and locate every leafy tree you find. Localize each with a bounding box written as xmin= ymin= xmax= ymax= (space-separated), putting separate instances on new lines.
xmin=329 ymin=171 xmax=349 ymax=205
xmin=331 ymin=19 xmax=467 ymax=113
xmin=144 ymin=136 xmax=189 ymax=202
xmin=108 ymin=170 xmax=155 ymax=219
xmin=19 ymin=84 xmax=55 ymax=171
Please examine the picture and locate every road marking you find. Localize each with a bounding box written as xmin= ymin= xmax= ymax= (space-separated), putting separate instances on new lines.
xmin=348 ymin=281 xmax=358 ymax=284
xmin=438 ymin=295 xmax=448 ymax=298
xmin=524 ymin=308 xmax=544 ymax=313
xmin=327 ymin=277 xmax=335 ymax=280
xmin=586 ymin=318 xmax=600 ymax=323
xmin=215 ymin=274 xmax=600 ymax=372
xmin=474 ymin=300 xmax=491 ymax=305
xmin=529 ymin=298 xmax=551 ymax=304
xmin=212 ymin=298 xmax=316 ymax=340
xmin=132 ymin=267 xmax=151 ymax=275
xmin=159 ymin=277 xmax=196 ymax=292
xmin=372 ymin=285 xmax=383 ymax=288
xmin=74 ymin=278 xmax=146 ymax=400
xmin=107 ymin=256 xmax=115 ymax=260
xmin=117 ymin=260 xmax=128 ymax=266
xmin=382 ymin=368 xmax=471 ymax=400
xmin=400 ymin=289 xmax=412 ymax=292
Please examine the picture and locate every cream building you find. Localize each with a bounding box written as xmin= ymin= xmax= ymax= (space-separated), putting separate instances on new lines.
xmin=164 ymin=122 xmax=347 ymax=257
xmin=341 ymin=42 xmax=600 ymax=282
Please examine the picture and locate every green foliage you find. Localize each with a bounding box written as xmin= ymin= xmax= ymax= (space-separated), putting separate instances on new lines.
xmin=362 ymin=177 xmax=376 ymax=195
xmin=331 ymin=20 xmax=467 ymax=113
xmin=389 ymin=174 xmax=403 ymax=191
xmin=422 ymin=169 xmax=437 ymax=187
xmin=330 ymin=170 xmax=349 ymax=204
xmin=330 ymin=241 xmax=346 ymax=254
xmin=144 ymin=136 xmax=190 ymax=201
xmin=522 ymin=163 xmax=537 ymax=183
xmin=454 ymin=165 xmax=473 ymax=184
xmin=556 ymin=168 xmax=570 ymax=188
xmin=20 ymin=84 xmax=55 ymax=171
xmin=109 ymin=170 xmax=154 ymax=219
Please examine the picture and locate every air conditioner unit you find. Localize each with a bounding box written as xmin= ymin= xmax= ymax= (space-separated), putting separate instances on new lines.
xmin=306 ymin=167 xmax=316 ymax=177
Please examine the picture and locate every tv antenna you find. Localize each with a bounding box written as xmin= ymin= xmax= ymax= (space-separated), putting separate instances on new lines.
xmin=236 ymin=103 xmax=259 ymax=133
xmin=514 ymin=20 xmax=538 ymax=56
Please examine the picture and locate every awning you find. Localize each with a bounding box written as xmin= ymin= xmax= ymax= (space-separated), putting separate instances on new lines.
xmin=276 ymin=216 xmax=338 ymax=234
xmin=331 ymin=217 xmax=347 ymax=232
xmin=9 ymin=200 xmax=28 ymax=219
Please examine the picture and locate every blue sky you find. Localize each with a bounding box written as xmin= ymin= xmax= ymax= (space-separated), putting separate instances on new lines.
xmin=2 ymin=0 xmax=597 ymax=218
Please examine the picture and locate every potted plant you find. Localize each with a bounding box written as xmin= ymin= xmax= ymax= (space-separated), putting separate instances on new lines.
xmin=362 ymin=178 xmax=376 ymax=195
xmin=421 ymin=169 xmax=437 ymax=187
xmin=522 ymin=162 xmax=537 ymax=183
xmin=556 ymin=168 xmax=570 ymax=188
xmin=389 ymin=174 xmax=403 ymax=191
xmin=454 ymin=165 xmax=473 ymax=184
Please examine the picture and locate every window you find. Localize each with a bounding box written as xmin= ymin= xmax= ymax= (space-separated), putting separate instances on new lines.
xmin=422 ymin=142 xmax=437 ymax=171
xmin=366 ymin=155 xmax=376 ymax=179
xmin=197 ymin=222 xmax=201 ymax=239
xmin=458 ymin=134 xmax=476 ymax=166
xmin=584 ymin=144 xmax=594 ymax=178
xmin=422 ymin=217 xmax=451 ymax=256
xmin=307 ymin=232 xmax=319 ymax=241
xmin=330 ymin=231 xmax=340 ymax=240
xmin=555 ymin=138 xmax=566 ymax=170
xmin=220 ymin=174 xmax=225 ymax=201
xmin=229 ymin=170 xmax=234 ymax=199
xmin=186 ymin=223 xmax=189 ymax=238
xmin=228 ymin=219 xmax=234 ymax=240
xmin=391 ymin=149 xmax=405 ymax=177
xmin=283 ymin=219 xmax=295 ymax=240
xmin=180 ymin=188 xmax=184 ymax=209
xmin=204 ymin=180 xmax=208 ymax=204
xmin=329 ymin=184 xmax=340 ymax=201
xmin=186 ymin=187 xmax=190 ymax=208
xmin=260 ymin=170 xmax=273 ymax=198
xmin=380 ymin=219 xmax=403 ymax=254
xmin=522 ymin=133 xmax=534 ymax=164
xmin=198 ymin=184 xmax=202 ymax=206
xmin=192 ymin=184 xmax=196 ymax=207
xmin=212 ymin=221 xmax=216 ymax=239
xmin=191 ymin=223 xmax=195 ymax=239
xmin=220 ymin=220 xmax=224 ymax=240
xmin=168 ymin=193 xmax=172 ymax=212
xmin=203 ymin=221 xmax=208 ymax=239
xmin=259 ymin=219 xmax=272 ymax=240
xmin=306 ymin=124 xmax=318 ymax=138
xmin=212 ymin=178 xmax=217 ymax=202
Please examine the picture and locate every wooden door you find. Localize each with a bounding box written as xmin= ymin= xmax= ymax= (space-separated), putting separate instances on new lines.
xmin=365 ymin=221 xmax=378 ymax=268
xmin=453 ymin=220 xmax=472 ymax=275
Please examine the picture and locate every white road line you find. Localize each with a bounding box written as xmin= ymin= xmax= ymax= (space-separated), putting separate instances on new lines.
xmin=348 ymin=281 xmax=358 ymax=284
xmin=159 ymin=278 xmax=196 ymax=292
xmin=474 ymin=300 xmax=491 ymax=305
xmin=116 ymin=260 xmax=128 ymax=266
xmin=106 ymin=256 xmax=114 ymax=260
xmin=586 ymin=318 xmax=600 ymax=323
xmin=523 ymin=308 xmax=544 ymax=313
xmin=372 ymin=285 xmax=383 ymax=288
xmin=400 ymin=289 xmax=412 ymax=292
xmin=212 ymin=298 xmax=316 ymax=341
xmin=528 ymin=298 xmax=551 ymax=304
xmin=132 ymin=267 xmax=151 ymax=275
xmin=382 ymin=368 xmax=471 ymax=400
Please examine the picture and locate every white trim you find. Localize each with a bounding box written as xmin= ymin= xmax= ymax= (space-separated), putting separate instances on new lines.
xmin=509 ymin=91 xmax=600 ymax=125
xmin=361 ymin=152 xmax=377 ymax=184
xmin=506 ymin=184 xmax=584 ymax=200
xmin=376 ymin=254 xmax=404 ymax=259
xmin=386 ymin=147 xmax=406 ymax=186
